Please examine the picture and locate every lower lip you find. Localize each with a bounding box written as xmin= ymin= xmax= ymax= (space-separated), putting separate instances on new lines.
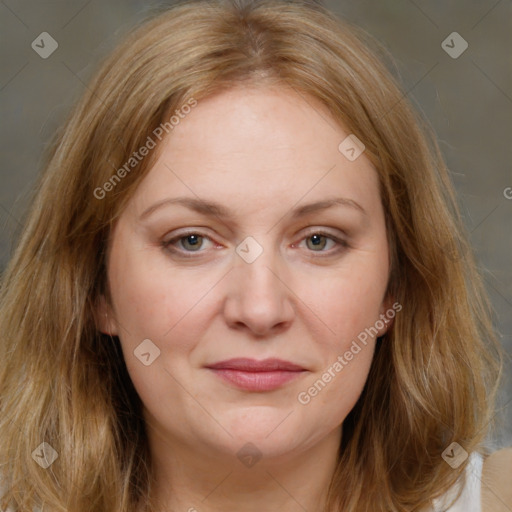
xmin=209 ymin=369 xmax=305 ymax=391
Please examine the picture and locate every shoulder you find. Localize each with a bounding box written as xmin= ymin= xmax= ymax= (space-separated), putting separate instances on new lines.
xmin=481 ymin=448 xmax=512 ymax=512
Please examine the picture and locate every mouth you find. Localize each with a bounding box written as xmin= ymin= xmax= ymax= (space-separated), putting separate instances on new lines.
xmin=205 ymin=358 xmax=308 ymax=392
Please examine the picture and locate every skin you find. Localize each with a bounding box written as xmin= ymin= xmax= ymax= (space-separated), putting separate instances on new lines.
xmin=98 ymin=85 xmax=393 ymax=512
xmin=481 ymin=449 xmax=512 ymax=511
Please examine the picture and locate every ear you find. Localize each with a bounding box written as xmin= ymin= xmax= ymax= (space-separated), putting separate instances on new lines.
xmin=376 ymin=295 xmax=400 ymax=337
xmin=95 ymin=295 xmax=119 ymax=336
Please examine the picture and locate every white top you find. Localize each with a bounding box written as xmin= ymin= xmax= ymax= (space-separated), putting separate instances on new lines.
xmin=432 ymin=451 xmax=483 ymax=512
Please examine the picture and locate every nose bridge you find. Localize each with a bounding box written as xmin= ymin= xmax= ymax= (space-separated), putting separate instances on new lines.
xmin=223 ymin=235 xmax=294 ymax=334
xmin=234 ymin=235 xmax=284 ymax=299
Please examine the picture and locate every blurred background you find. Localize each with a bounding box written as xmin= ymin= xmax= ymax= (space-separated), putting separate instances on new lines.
xmin=1 ymin=0 xmax=511 ymax=447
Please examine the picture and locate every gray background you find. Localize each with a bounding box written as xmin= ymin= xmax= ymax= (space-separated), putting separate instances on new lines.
xmin=1 ymin=0 xmax=511 ymax=448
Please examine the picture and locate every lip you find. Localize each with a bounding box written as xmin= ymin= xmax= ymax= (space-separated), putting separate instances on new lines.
xmin=206 ymin=358 xmax=307 ymax=392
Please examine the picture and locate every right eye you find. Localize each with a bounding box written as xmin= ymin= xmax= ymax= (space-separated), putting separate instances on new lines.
xmin=162 ymin=231 xmax=216 ymax=254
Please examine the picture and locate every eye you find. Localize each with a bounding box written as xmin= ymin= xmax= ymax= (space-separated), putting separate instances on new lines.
xmin=297 ymin=230 xmax=348 ymax=256
xmin=162 ymin=229 xmax=348 ymax=259
xmin=162 ymin=231 xmax=215 ymax=256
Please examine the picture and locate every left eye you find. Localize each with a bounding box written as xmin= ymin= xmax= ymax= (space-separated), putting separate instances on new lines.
xmin=298 ymin=232 xmax=343 ymax=253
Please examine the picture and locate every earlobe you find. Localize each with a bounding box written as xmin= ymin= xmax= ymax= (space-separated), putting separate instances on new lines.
xmin=381 ymin=315 xmax=393 ymax=336
xmin=95 ymin=295 xmax=119 ymax=336
xmin=376 ymin=314 xmax=392 ymax=338
xmin=377 ymin=296 xmax=398 ymax=337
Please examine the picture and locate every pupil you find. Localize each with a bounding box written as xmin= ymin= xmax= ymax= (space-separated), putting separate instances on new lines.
xmin=184 ymin=234 xmax=202 ymax=250
xmin=308 ymin=234 xmax=325 ymax=251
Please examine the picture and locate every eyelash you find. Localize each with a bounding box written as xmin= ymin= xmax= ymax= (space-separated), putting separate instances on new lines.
xmin=161 ymin=229 xmax=348 ymax=259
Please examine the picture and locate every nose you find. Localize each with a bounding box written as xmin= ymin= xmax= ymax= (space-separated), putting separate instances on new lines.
xmin=223 ymin=243 xmax=295 ymax=337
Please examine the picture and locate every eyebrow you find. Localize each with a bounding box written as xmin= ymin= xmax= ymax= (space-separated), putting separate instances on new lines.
xmin=139 ymin=196 xmax=366 ymax=221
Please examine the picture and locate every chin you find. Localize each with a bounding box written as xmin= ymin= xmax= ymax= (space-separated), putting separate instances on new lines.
xmin=209 ymin=408 xmax=312 ymax=456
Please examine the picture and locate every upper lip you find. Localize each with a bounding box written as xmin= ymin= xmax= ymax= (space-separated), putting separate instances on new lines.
xmin=206 ymin=358 xmax=305 ymax=372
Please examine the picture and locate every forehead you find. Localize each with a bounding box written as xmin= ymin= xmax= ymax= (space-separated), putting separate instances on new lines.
xmin=128 ymin=85 xmax=381 ymax=221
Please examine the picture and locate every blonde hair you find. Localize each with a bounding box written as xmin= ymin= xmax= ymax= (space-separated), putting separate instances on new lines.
xmin=0 ymin=0 xmax=502 ymax=510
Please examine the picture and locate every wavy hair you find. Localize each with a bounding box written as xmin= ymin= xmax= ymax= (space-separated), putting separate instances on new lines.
xmin=0 ymin=0 xmax=502 ymax=510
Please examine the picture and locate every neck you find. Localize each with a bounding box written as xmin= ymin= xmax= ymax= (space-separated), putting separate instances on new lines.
xmin=146 ymin=425 xmax=342 ymax=512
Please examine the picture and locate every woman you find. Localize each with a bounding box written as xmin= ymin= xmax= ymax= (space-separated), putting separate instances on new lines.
xmin=0 ymin=0 xmax=510 ymax=511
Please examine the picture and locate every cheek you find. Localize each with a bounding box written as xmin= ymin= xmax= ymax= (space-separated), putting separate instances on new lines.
xmin=107 ymin=236 xmax=221 ymax=399
xmin=294 ymin=338 xmax=376 ymax=447
xmin=108 ymin=250 xmax=207 ymax=414
xmin=109 ymin=237 xmax=206 ymax=342
xmin=304 ymin=349 xmax=374 ymax=404
xmin=301 ymin=264 xmax=388 ymax=345
xmin=292 ymin=256 xmax=387 ymax=416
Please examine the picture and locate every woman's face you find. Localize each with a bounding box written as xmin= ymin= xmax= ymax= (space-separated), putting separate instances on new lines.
xmin=100 ymin=85 xmax=392 ymax=463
